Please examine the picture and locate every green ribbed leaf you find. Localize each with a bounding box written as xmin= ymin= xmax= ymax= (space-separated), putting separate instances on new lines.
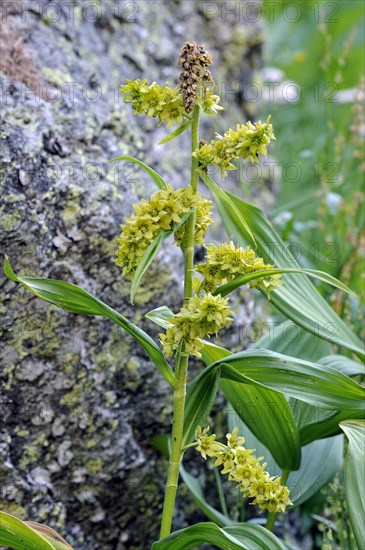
xmin=4 ymin=259 xmax=177 ymax=389
xmin=340 ymin=421 xmax=365 ymax=549
xmin=227 ymin=405 xmax=344 ymax=507
xmin=153 ymin=522 xmax=285 ymax=550
xmin=221 ymin=377 xmax=301 ymax=471
xmin=183 ymin=366 xmax=220 ymax=446
xmin=202 ymin=349 xmax=364 ymax=411
xmin=216 ymin=191 xmax=364 ymax=359
xmin=198 ymin=171 xmax=255 ymax=245
xmin=318 ymin=355 xmax=365 ymax=377
xmin=214 ymin=267 xmax=354 ymax=298
xmin=0 ymin=512 xmax=72 ymax=550
xmin=291 ymin=355 xmax=365 ymax=445
xmin=110 ymin=155 xmax=167 ymax=189
xmin=201 ymin=342 xmax=301 ymax=470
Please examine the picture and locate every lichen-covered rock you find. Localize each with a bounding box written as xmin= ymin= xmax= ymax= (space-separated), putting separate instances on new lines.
xmin=0 ymin=1 xmax=263 ymax=547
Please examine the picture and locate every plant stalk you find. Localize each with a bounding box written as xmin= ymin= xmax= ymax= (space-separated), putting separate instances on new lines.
xmin=265 ymin=470 xmax=290 ymax=532
xmin=159 ymin=106 xmax=200 ymax=539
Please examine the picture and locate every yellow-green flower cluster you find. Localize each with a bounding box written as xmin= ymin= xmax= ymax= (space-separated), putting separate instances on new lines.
xmin=160 ymin=293 xmax=232 ymax=358
xmin=115 ymin=185 xmax=212 ymax=277
xmin=193 ymin=116 xmax=275 ymax=175
xmin=196 ymin=241 xmax=282 ymax=297
xmin=174 ymin=192 xmax=213 ymax=248
xmin=195 ymin=427 xmax=292 ymax=513
xmin=121 ymin=79 xmax=185 ymax=128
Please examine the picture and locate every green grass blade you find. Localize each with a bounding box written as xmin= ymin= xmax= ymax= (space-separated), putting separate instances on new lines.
xmin=180 ymin=466 xmax=232 ymax=527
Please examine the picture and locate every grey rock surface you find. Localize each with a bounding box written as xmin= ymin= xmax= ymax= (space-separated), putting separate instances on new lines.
xmin=1 ymin=1 xmax=264 ymax=547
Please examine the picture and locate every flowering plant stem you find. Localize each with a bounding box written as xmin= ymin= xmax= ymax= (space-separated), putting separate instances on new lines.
xmin=159 ymin=105 xmax=201 ymax=539
xmin=265 ymin=470 xmax=290 ymax=532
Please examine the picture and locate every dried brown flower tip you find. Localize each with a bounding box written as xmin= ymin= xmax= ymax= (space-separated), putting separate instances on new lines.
xmin=178 ymin=41 xmax=213 ymax=112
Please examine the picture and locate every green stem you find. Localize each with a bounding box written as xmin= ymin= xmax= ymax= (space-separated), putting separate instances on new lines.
xmin=265 ymin=470 xmax=290 ymax=532
xmin=159 ymin=106 xmax=200 ymax=539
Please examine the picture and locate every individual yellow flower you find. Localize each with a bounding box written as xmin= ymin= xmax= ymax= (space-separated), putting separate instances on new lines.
xmin=201 ymin=87 xmax=224 ymax=115
xmin=195 ymin=426 xmax=222 ymax=459
xmin=214 ymin=451 xmax=235 ymax=474
xmin=226 ymin=427 xmax=245 ymax=448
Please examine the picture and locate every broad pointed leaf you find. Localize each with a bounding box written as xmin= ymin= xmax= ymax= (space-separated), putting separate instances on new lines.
xmin=340 ymin=421 xmax=365 ymax=549
xmin=203 ymin=349 xmax=365 ymax=411
xmin=4 ymin=259 xmax=177 ymax=389
xmin=202 ymin=342 xmax=302 ymax=471
xmin=216 ymin=191 xmax=364 ymax=359
xmin=221 ymin=377 xmax=301 ymax=471
xmin=287 ymin=435 xmax=343 ymax=506
xmin=0 ymin=512 xmax=72 ymax=550
xmin=318 ymin=355 xmax=365 ymax=377
xmin=252 ymin=320 xmax=332 ymax=362
xmin=153 ymin=522 xmax=285 ymax=550
xmin=291 ymin=355 xmax=365 ymax=445
xmin=183 ymin=366 xmax=220 ymax=446
xmin=198 ymin=171 xmax=255 ymax=245
xmin=110 ymin=155 xmax=167 ymax=189
xmin=227 ymin=406 xmax=344 ymax=507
